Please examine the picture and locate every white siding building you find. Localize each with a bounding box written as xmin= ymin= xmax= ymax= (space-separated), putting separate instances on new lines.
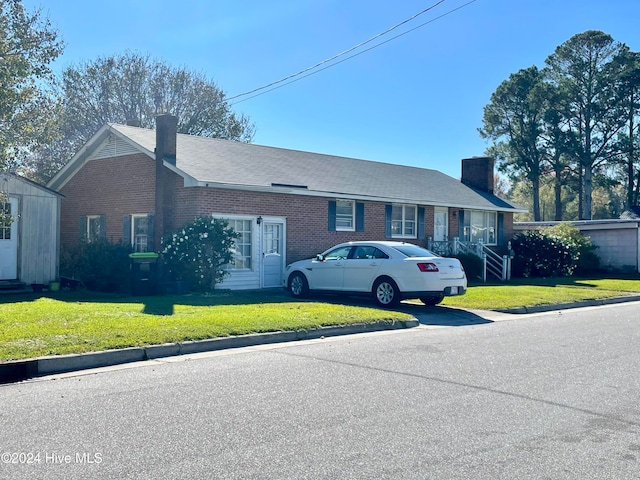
xmin=0 ymin=173 xmax=62 ymax=286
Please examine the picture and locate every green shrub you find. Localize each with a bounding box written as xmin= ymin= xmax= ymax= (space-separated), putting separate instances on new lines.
xmin=161 ymin=217 xmax=239 ymax=292
xmin=60 ymin=240 xmax=133 ymax=292
xmin=511 ymin=229 xmax=580 ymax=278
xmin=547 ymin=223 xmax=600 ymax=275
xmin=455 ymin=253 xmax=484 ymax=281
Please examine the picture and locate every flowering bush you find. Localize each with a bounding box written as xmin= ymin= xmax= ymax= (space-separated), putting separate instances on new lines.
xmin=547 ymin=223 xmax=600 ymax=274
xmin=161 ymin=217 xmax=239 ymax=292
xmin=511 ymin=223 xmax=598 ymax=277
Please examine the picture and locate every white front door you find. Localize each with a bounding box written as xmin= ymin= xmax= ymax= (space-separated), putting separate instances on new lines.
xmin=262 ymin=221 xmax=284 ymax=288
xmin=434 ymin=207 xmax=448 ymax=242
xmin=0 ymin=197 xmax=19 ymax=280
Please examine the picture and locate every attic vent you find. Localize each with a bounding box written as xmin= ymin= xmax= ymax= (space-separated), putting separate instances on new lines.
xmin=90 ymin=134 xmax=138 ymax=160
xmin=271 ymin=183 xmax=308 ymax=189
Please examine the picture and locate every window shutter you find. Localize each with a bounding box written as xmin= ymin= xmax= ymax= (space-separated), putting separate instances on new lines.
xmin=123 ymin=215 xmax=131 ymax=245
xmin=418 ymin=207 xmax=425 ymax=239
xmin=99 ymin=215 xmax=107 ymax=239
xmin=497 ymin=212 xmax=504 ymax=245
xmin=147 ymin=214 xmax=155 ymax=251
xmin=356 ymin=203 xmax=364 ymax=232
xmin=328 ymin=201 xmax=336 ymax=231
xmin=458 ymin=210 xmax=465 ymax=240
xmin=79 ymin=216 xmax=87 ymax=242
xmin=385 ymin=205 xmax=392 ymax=238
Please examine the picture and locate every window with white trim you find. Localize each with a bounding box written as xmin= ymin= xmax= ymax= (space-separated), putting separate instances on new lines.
xmin=463 ymin=210 xmax=497 ymax=245
xmin=391 ymin=205 xmax=416 ymax=238
xmin=131 ymin=215 xmax=150 ymax=252
xmin=228 ymin=218 xmax=252 ymax=270
xmin=0 ymin=202 xmax=11 ymax=240
xmin=335 ymin=200 xmax=355 ymax=231
xmin=86 ymin=215 xmax=105 ymax=243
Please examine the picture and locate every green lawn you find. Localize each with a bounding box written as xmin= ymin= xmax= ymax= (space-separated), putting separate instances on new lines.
xmin=441 ymin=277 xmax=640 ymax=310
xmin=2 ymin=276 xmax=640 ymax=362
xmin=0 ymin=290 xmax=412 ymax=361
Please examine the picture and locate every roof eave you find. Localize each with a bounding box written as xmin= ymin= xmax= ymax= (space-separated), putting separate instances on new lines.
xmin=192 ymin=181 xmax=526 ymax=213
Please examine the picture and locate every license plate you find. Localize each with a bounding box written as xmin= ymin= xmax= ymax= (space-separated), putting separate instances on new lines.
xmin=449 ymin=287 xmax=458 ymax=295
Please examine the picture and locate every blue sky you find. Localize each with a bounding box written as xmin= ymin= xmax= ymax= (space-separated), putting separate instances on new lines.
xmin=23 ymin=0 xmax=640 ymax=179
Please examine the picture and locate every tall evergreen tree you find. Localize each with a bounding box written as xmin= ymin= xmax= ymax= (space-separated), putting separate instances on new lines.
xmin=545 ymin=30 xmax=627 ymax=219
xmin=480 ymin=66 xmax=549 ymax=220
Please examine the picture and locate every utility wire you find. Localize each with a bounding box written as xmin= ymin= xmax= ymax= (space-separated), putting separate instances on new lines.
xmin=230 ymin=0 xmax=477 ymax=106
xmin=227 ymin=0 xmax=447 ymax=102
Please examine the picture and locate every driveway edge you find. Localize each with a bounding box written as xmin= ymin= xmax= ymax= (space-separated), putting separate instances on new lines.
xmin=0 ymin=319 xmax=419 ymax=384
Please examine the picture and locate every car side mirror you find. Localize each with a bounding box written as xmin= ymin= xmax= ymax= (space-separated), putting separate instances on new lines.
xmin=316 ymin=254 xmax=324 ymax=261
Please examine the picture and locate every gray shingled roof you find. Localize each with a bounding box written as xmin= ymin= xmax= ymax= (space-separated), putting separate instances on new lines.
xmin=102 ymin=124 xmax=523 ymax=212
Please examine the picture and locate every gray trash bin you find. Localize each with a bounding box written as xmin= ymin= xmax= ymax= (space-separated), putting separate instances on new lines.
xmin=130 ymin=253 xmax=159 ymax=296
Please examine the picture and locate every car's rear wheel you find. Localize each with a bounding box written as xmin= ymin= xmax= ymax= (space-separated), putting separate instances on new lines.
xmin=288 ymin=272 xmax=309 ymax=298
xmin=373 ymin=277 xmax=400 ymax=307
xmin=420 ymin=295 xmax=444 ymax=306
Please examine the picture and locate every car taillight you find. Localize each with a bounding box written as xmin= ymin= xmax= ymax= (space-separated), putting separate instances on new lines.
xmin=417 ymin=262 xmax=439 ymax=272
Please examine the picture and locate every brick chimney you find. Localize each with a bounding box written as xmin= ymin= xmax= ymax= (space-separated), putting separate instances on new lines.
xmin=154 ymin=114 xmax=177 ymax=252
xmin=156 ymin=114 xmax=177 ymax=164
xmin=461 ymin=157 xmax=494 ymax=194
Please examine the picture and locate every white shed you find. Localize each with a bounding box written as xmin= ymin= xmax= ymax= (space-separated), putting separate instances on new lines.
xmin=0 ymin=172 xmax=62 ymax=286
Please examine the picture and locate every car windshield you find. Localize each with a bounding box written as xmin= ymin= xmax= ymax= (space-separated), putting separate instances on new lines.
xmin=390 ymin=244 xmax=439 ymax=258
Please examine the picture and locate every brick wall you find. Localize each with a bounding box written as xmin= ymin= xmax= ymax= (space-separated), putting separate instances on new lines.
xmin=503 ymin=212 xmax=514 ymax=242
xmin=59 ymin=154 xmax=514 ymax=262
xmin=176 ymin=185 xmax=391 ymax=263
xmin=59 ymin=154 xmax=156 ymax=247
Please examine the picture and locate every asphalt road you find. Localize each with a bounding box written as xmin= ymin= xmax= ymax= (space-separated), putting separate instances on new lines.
xmin=1 ymin=302 xmax=639 ymax=479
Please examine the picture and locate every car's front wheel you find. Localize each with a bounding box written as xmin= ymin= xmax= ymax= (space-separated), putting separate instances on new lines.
xmin=288 ymin=272 xmax=309 ymax=298
xmin=420 ymin=295 xmax=444 ymax=306
xmin=373 ymin=277 xmax=400 ymax=307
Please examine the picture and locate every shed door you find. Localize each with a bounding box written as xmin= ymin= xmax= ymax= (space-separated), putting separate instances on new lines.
xmin=0 ymin=197 xmax=18 ymax=280
xmin=262 ymin=222 xmax=284 ymax=288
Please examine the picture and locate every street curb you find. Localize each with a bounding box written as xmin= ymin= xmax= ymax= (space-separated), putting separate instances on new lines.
xmin=494 ymin=294 xmax=640 ymax=314
xmin=0 ymin=319 xmax=419 ymax=384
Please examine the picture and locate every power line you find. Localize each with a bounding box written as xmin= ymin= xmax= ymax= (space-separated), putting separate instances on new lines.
xmin=230 ymin=0 xmax=477 ymax=106
xmin=227 ymin=0 xmax=448 ymax=102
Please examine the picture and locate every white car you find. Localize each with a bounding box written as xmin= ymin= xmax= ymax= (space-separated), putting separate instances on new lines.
xmin=283 ymin=241 xmax=467 ymax=307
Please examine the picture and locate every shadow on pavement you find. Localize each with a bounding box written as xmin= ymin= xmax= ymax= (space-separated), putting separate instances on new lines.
xmin=397 ymin=303 xmax=494 ymax=327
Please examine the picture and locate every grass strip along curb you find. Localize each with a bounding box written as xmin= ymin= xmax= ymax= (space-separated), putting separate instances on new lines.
xmin=492 ymin=294 xmax=640 ymax=314
xmin=0 ymin=319 xmax=419 ymax=384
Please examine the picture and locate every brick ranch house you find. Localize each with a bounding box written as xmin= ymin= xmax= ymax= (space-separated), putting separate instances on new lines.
xmin=47 ymin=115 xmax=525 ymax=290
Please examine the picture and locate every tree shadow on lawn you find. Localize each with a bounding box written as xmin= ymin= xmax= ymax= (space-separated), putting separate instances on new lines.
xmin=0 ymin=288 xmax=296 ymax=316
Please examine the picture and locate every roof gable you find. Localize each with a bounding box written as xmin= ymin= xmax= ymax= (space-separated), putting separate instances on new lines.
xmin=89 ymin=133 xmax=140 ymax=160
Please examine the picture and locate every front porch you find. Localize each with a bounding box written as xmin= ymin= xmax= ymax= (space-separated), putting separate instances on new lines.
xmin=427 ymin=238 xmax=513 ymax=282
